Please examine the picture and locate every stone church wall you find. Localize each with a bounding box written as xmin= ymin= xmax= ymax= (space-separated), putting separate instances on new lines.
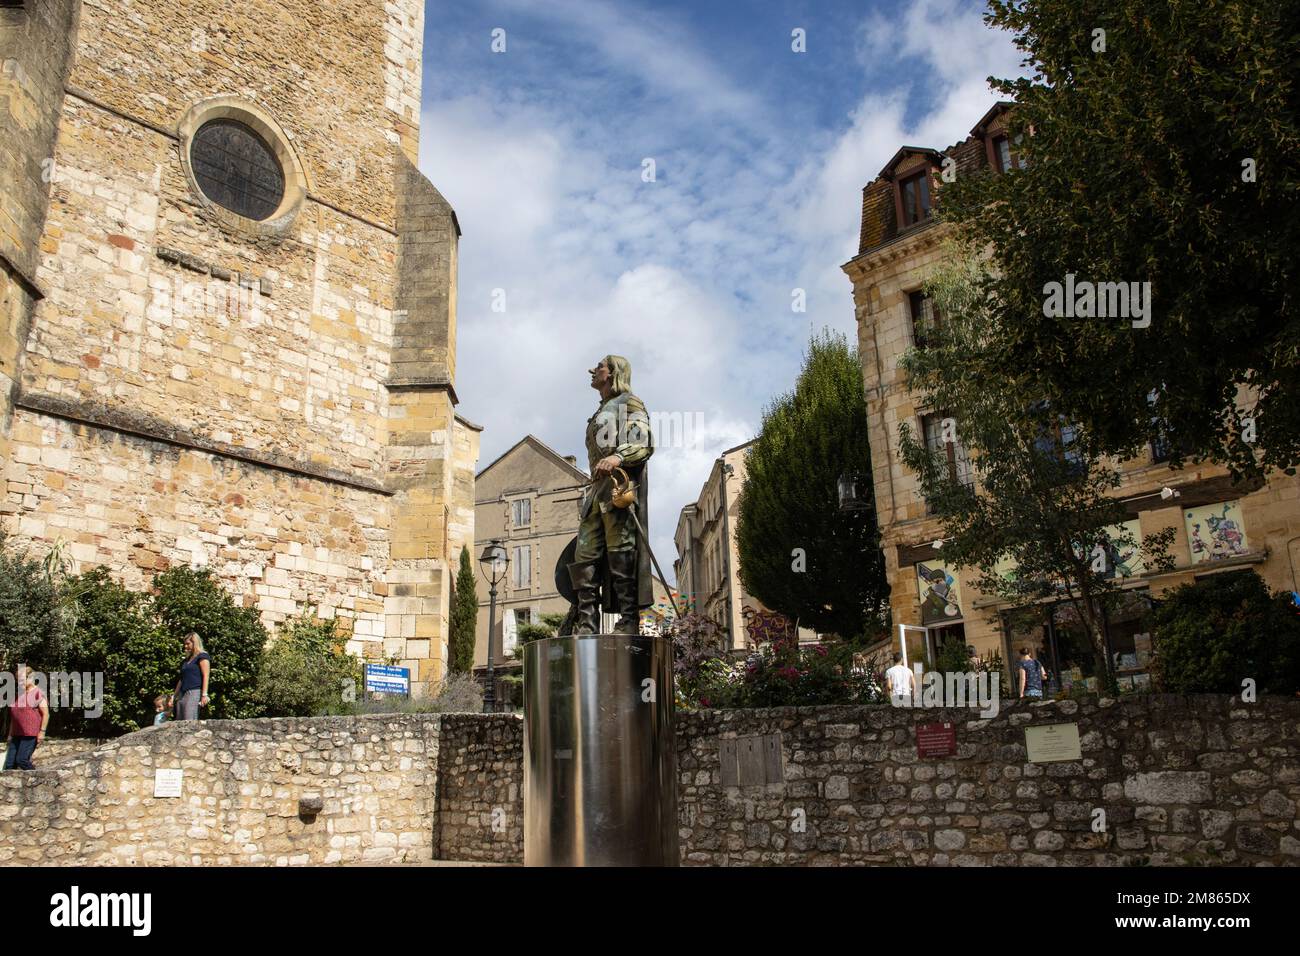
xmin=2 ymin=697 xmax=1296 ymax=866
xmin=0 ymin=1 xmax=477 ymax=690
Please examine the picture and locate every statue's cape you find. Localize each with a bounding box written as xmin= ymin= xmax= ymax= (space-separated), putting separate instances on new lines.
xmin=598 ymin=459 xmax=653 ymax=612
xmin=552 ymin=465 xmax=653 ymax=614
xmin=554 ymin=474 xmax=654 ymax=618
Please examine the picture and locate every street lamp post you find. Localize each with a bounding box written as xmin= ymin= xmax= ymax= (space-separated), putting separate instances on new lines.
xmin=837 ymin=472 xmax=871 ymax=512
xmin=479 ymin=540 xmax=509 ymax=714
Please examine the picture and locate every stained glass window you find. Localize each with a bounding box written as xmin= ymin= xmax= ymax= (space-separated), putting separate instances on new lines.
xmin=190 ymin=120 xmax=285 ymax=221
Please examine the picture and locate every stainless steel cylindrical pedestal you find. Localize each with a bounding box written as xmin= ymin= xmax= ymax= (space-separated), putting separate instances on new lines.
xmin=522 ymin=634 xmax=678 ymax=866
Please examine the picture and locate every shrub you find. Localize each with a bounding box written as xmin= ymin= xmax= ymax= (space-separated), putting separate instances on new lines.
xmin=509 ymin=612 xmax=564 ymax=661
xmin=671 ymin=612 xmax=884 ymax=710
xmin=150 ymin=566 xmax=267 ymax=719
xmin=433 ymin=670 xmax=487 ymax=713
xmin=255 ymin=613 xmax=361 ymax=718
xmin=513 ymin=623 xmax=554 ymax=653
xmin=1151 ymin=570 xmax=1300 ymax=695
xmin=933 ymin=637 xmax=973 ymax=675
xmin=62 ymin=567 xmax=177 ymax=736
xmin=3 ymin=542 xmax=179 ymax=736
xmin=343 ymin=671 xmax=483 ymax=715
xmin=669 ymin=613 xmax=728 ymax=708
xmin=976 ymin=648 xmax=1011 ymax=699
xmin=738 ymin=637 xmax=881 ymax=708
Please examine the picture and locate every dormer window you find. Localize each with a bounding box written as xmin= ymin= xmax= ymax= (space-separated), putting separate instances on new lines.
xmin=990 ymin=133 xmax=1026 ymax=172
xmin=993 ymin=136 xmax=1012 ymax=172
xmin=898 ymin=169 xmax=932 ymax=226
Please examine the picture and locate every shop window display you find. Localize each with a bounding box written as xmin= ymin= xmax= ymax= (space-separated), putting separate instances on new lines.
xmin=1000 ymin=589 xmax=1155 ymax=696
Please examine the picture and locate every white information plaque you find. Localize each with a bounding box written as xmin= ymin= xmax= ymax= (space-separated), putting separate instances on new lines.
xmin=154 ymin=768 xmax=184 ymax=798
xmin=1024 ymin=722 xmax=1082 ymax=763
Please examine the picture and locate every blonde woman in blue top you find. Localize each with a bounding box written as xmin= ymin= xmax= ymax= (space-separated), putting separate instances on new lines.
xmin=169 ymin=632 xmax=211 ymax=720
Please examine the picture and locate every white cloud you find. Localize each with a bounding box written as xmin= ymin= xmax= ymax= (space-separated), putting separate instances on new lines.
xmin=419 ymin=0 xmax=1023 ymax=585
xmin=488 ymin=0 xmax=765 ymax=122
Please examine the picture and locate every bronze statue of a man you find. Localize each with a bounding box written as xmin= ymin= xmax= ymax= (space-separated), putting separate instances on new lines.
xmin=567 ymin=355 xmax=654 ymax=634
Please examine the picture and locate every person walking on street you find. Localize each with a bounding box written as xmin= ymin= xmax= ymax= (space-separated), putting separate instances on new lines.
xmin=4 ymin=664 xmax=48 ymax=770
xmin=1018 ymin=647 xmax=1046 ymax=699
xmin=169 ymin=633 xmax=211 ymax=721
xmin=886 ymin=652 xmax=915 ymax=706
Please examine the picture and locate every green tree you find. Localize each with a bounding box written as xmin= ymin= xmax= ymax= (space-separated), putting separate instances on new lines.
xmin=255 ymin=612 xmax=362 ymax=717
xmin=448 ymin=545 xmax=478 ymax=674
xmin=735 ymin=329 xmax=890 ymax=639
xmin=1151 ymin=570 xmax=1300 ymax=695
xmin=150 ymin=566 xmax=266 ymax=719
xmin=0 ymin=532 xmax=67 ymax=671
xmin=60 ymin=567 xmax=177 ymax=736
xmin=942 ymin=0 xmax=1300 ymax=478
xmin=897 ymin=253 xmax=1174 ymax=688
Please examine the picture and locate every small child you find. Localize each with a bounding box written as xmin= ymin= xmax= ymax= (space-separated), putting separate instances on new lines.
xmin=153 ymin=694 xmax=169 ymax=726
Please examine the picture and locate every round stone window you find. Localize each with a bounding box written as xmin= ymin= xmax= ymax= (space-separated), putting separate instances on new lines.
xmin=177 ymin=97 xmax=309 ymax=238
xmin=189 ymin=119 xmax=286 ymax=221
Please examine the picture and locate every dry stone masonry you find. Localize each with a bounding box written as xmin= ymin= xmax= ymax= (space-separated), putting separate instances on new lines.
xmin=675 ymin=696 xmax=1300 ymax=866
xmin=1 ymin=696 xmax=1296 ymax=866
xmin=0 ymin=715 xmax=441 ymax=866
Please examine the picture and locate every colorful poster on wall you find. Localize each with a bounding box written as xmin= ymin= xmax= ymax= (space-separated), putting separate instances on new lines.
xmin=1185 ymin=500 xmax=1248 ymax=564
xmin=993 ymin=553 xmax=1019 ymax=583
xmin=1097 ymin=520 xmax=1145 ymax=578
xmin=1068 ymin=521 xmax=1145 ymax=578
xmin=916 ymin=561 xmax=963 ymax=625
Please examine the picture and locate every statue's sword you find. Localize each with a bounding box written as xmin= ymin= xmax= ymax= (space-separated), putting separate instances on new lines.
xmin=625 ymin=501 xmax=684 ymax=621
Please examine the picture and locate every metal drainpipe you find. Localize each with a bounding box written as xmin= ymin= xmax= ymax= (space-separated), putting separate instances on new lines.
xmin=1285 ymin=534 xmax=1300 ymax=592
xmin=719 ymin=457 xmax=735 ymax=651
xmin=868 ymin=290 xmax=897 ymax=523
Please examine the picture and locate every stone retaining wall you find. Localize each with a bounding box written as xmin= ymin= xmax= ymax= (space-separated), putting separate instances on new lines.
xmin=435 ymin=714 xmax=522 ymax=863
xmin=0 ymin=737 xmax=108 ymax=765
xmin=2 ymin=696 xmax=1297 ymax=865
xmin=0 ymin=715 xmax=439 ymax=865
xmin=432 ymin=695 xmax=1299 ymax=866
xmin=674 ymin=696 xmax=1300 ymax=866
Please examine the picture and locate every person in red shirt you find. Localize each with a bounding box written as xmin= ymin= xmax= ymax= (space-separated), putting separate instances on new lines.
xmin=4 ymin=664 xmax=49 ymax=771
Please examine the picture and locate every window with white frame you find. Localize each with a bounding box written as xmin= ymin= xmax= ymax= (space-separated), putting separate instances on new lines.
xmin=511 ymin=498 xmax=531 ymax=527
xmin=922 ymin=412 xmax=974 ymax=488
xmin=512 ymin=545 xmax=531 ymax=588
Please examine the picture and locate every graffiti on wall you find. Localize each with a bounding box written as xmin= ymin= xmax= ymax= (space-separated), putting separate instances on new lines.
xmin=1185 ymin=500 xmax=1248 ymax=564
xmin=916 ymin=561 xmax=963 ymax=625
xmin=742 ymin=605 xmax=796 ymax=647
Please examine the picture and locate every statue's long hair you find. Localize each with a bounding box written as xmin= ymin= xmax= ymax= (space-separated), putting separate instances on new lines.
xmin=604 ymin=354 xmax=632 ymax=395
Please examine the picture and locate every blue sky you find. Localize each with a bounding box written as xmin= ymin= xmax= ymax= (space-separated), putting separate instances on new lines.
xmin=417 ymin=0 xmax=1025 ymax=580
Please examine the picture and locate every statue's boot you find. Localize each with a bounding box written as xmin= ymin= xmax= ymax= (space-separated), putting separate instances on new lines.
xmin=567 ymin=560 xmax=602 ymax=634
xmin=607 ymin=550 xmax=640 ymax=634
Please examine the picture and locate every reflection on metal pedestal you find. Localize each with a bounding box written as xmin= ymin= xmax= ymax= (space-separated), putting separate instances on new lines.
xmin=522 ymin=634 xmax=678 ymax=866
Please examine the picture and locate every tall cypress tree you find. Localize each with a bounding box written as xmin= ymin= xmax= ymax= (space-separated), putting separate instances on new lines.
xmin=735 ymin=330 xmax=890 ymax=640
xmin=449 ymin=545 xmax=479 ymax=673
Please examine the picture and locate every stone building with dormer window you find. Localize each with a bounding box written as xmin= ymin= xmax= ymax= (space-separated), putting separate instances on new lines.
xmin=842 ymin=102 xmax=1300 ymax=692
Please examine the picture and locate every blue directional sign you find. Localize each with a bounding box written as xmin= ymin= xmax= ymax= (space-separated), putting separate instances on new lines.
xmin=365 ymin=664 xmax=410 ymax=696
